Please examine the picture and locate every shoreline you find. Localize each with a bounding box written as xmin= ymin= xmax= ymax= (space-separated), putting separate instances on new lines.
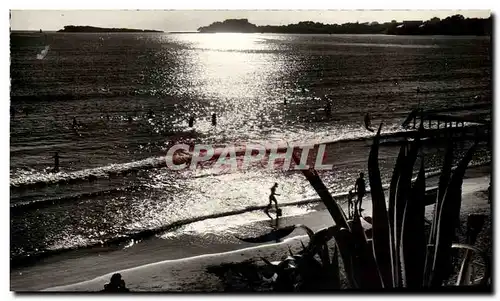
xmin=11 ymin=164 xmax=491 ymax=291
xmin=10 ymin=31 xmax=493 ymax=37
xmin=10 ymin=159 xmax=491 ymax=269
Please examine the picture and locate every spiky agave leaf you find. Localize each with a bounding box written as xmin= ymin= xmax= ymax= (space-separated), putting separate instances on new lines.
xmin=431 ymin=139 xmax=455 ymax=244
xmin=350 ymin=212 xmax=384 ymax=288
xmin=400 ymin=157 xmax=426 ymax=287
xmin=319 ymin=243 xmax=330 ymax=266
xmin=437 ymin=138 xmax=455 ymax=204
xmin=330 ymin=244 xmax=341 ymax=289
xmin=300 ymin=240 xmax=306 ymax=251
xmin=385 ymin=143 xmax=407 ymax=287
xmin=368 ymin=123 xmax=394 ymax=288
xmin=391 ymin=122 xmax=423 ymax=286
xmin=290 ymin=150 xmax=350 ymax=230
xmin=452 ymin=243 xmax=491 ymax=287
xmin=430 ymin=142 xmax=477 ymax=287
xmin=295 ymin=224 xmax=315 ymax=239
xmin=328 ymin=226 xmax=358 ymax=288
xmin=424 ymin=138 xmax=454 ymax=286
xmin=389 ymin=144 xmax=408 ymax=231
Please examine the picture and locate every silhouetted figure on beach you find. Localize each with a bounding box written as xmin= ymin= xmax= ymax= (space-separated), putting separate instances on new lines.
xmin=324 ymin=99 xmax=332 ymax=117
xmin=106 ymin=114 xmax=110 ymax=121
xmin=52 ymin=152 xmax=60 ymax=173
xmin=347 ymin=189 xmax=355 ymax=219
xmin=211 ymin=113 xmax=217 ymax=126
xmin=188 ymin=115 xmax=195 ymax=127
xmin=147 ymin=109 xmax=154 ymax=119
xmin=72 ymin=117 xmax=78 ymax=128
xmin=265 ymin=183 xmax=281 ymax=219
xmin=354 ymin=172 xmax=366 ymax=212
xmin=128 ymin=116 xmax=133 ymax=123
xmin=102 ymin=273 xmax=129 ymax=293
xmin=284 ymin=97 xmax=287 ymax=105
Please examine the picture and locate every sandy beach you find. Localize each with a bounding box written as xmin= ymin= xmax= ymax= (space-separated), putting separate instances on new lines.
xmin=10 ymin=165 xmax=491 ymax=292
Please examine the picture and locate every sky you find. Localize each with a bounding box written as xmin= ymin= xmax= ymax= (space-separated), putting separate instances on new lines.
xmin=10 ymin=10 xmax=492 ymax=32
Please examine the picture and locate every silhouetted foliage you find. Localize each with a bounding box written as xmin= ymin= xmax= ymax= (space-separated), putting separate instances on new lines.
xmin=198 ymin=15 xmax=492 ymax=36
xmin=58 ymin=25 xmax=163 ymax=33
xmin=197 ymin=19 xmax=257 ymax=33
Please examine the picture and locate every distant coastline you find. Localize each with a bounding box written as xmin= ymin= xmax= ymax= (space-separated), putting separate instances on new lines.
xmin=57 ymin=25 xmax=163 ymax=33
xmin=197 ymin=15 xmax=492 ymax=36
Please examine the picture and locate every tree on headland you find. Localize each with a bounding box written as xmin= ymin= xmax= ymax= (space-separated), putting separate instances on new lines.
xmin=197 ymin=19 xmax=257 ymax=33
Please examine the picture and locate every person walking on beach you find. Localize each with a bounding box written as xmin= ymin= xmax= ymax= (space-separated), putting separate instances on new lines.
xmin=354 ymin=172 xmax=366 ymax=212
xmin=52 ymin=152 xmax=60 ymax=173
xmin=265 ymin=183 xmax=281 ymax=219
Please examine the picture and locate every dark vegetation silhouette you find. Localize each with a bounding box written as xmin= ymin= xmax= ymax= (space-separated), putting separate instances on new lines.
xmin=102 ymin=273 xmax=130 ymax=292
xmin=58 ymin=25 xmax=163 ymax=33
xmin=231 ymin=123 xmax=491 ymax=291
xmin=198 ymin=15 xmax=492 ymax=35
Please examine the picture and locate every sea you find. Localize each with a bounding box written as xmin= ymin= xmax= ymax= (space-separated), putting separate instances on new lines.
xmin=10 ymin=32 xmax=492 ymax=265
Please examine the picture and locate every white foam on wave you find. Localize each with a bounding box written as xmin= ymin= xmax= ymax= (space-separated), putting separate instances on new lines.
xmin=159 ymin=204 xmax=315 ymax=239
xmin=10 ymin=156 xmax=165 ymax=186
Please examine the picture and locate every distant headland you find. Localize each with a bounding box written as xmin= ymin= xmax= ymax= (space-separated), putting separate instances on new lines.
xmin=57 ymin=25 xmax=163 ymax=33
xmin=197 ymin=15 xmax=492 ymax=36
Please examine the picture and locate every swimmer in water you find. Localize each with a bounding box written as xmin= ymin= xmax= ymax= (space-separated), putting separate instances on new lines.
xmin=52 ymin=152 xmax=60 ymax=173
xmin=211 ymin=113 xmax=217 ymax=126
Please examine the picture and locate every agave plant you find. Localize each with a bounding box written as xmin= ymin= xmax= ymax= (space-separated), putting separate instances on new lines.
xmin=238 ymin=122 xmax=490 ymax=290
xmin=361 ymin=123 xmax=489 ymax=289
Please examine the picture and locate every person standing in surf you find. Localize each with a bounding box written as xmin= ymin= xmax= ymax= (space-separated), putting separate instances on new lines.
xmin=324 ymin=98 xmax=332 ymax=117
xmin=354 ymin=172 xmax=366 ymax=212
xmin=265 ymin=183 xmax=281 ymax=219
xmin=188 ymin=115 xmax=195 ymax=127
xmin=211 ymin=113 xmax=217 ymax=126
xmin=52 ymin=152 xmax=60 ymax=173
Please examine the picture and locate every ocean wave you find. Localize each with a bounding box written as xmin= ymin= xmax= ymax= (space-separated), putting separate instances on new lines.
xmin=9 ymin=200 xmax=321 ymax=268
xmin=10 ymin=158 xmax=489 ymax=267
xmin=10 ymin=124 xmax=487 ymax=189
xmin=10 ymin=184 xmax=143 ymax=214
xmin=10 ymin=157 xmax=166 ymax=189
